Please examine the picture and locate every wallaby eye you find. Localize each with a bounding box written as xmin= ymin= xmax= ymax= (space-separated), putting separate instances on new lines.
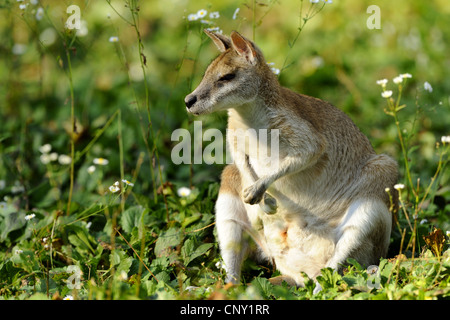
xmin=218 ymin=73 xmax=236 ymax=82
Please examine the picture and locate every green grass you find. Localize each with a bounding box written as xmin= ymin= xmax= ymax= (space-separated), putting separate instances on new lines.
xmin=0 ymin=0 xmax=449 ymax=300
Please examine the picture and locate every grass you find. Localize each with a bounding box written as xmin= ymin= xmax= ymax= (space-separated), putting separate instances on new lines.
xmin=0 ymin=0 xmax=449 ymax=300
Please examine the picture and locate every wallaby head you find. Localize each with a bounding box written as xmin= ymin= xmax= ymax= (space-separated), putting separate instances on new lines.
xmin=185 ymin=30 xmax=275 ymax=115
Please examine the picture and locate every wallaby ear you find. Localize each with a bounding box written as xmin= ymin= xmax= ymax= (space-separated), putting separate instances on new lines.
xmin=230 ymin=31 xmax=258 ymax=65
xmin=204 ymin=29 xmax=231 ymax=53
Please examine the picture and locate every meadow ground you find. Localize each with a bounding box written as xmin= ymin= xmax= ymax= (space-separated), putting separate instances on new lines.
xmin=0 ymin=0 xmax=449 ymax=300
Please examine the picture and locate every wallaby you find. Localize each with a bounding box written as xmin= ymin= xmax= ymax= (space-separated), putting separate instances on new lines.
xmin=184 ymin=30 xmax=398 ymax=291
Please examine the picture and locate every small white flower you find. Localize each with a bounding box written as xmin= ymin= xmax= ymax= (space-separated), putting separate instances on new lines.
xmin=310 ymin=0 xmax=320 ymax=3
xmin=393 ymin=76 xmax=403 ymax=84
xmin=109 ymin=185 xmax=120 ymax=193
xmin=86 ymin=221 xmax=92 ymax=229
xmin=25 ymin=213 xmax=36 ymax=221
xmin=376 ymin=79 xmax=388 ymax=87
xmin=15 ymin=249 xmax=23 ymax=255
xmin=187 ymin=13 xmax=198 ymax=21
xmin=446 ymin=231 xmax=450 ymax=238
xmin=441 ymin=136 xmax=450 ymax=144
xmin=118 ymin=270 xmax=128 ymax=281
xmin=109 ymin=36 xmax=119 ymax=43
xmin=19 ymin=3 xmax=28 ymax=10
xmin=420 ymin=219 xmax=428 ymax=225
xmin=114 ymin=181 xmax=120 ymax=186
xmin=385 ymin=187 xmax=390 ymax=193
xmin=40 ymin=154 xmax=51 ymax=165
xmin=58 ymin=154 xmax=72 ymax=165
xmin=121 ymin=179 xmax=134 ymax=187
xmin=11 ymin=182 xmax=24 ymax=194
xmin=323 ymin=0 xmax=333 ymax=3
xmin=400 ymin=73 xmax=412 ymax=79
xmin=232 ymin=8 xmax=240 ymax=20
xmin=87 ymin=165 xmax=96 ymax=174
xmin=49 ymin=152 xmax=58 ymax=161
xmin=39 ymin=144 xmax=52 ymax=154
xmin=215 ymin=260 xmax=226 ymax=270
xmin=177 ymin=187 xmax=191 ymax=197
xmin=381 ymin=90 xmax=393 ymax=98
xmin=197 ymin=9 xmax=207 ymax=18
xmin=209 ymin=11 xmax=220 ymax=19
xmin=394 ymin=183 xmax=405 ymax=190
xmin=206 ymin=27 xmax=222 ymax=34
xmin=36 ymin=7 xmax=44 ymax=21
xmin=93 ymin=158 xmax=109 ymax=165
xmin=63 ymin=295 xmax=74 ymax=300
xmin=0 ymin=201 xmax=7 ymax=209
xmin=424 ymin=81 xmax=433 ymax=93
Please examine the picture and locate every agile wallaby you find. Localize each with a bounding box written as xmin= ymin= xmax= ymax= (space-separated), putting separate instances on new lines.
xmin=185 ymin=30 xmax=398 ymax=290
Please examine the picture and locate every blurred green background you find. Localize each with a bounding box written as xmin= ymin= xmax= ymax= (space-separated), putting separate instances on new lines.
xmin=1 ymin=0 xmax=449 ymax=207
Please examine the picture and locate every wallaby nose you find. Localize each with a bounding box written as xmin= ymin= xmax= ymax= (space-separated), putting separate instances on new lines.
xmin=185 ymin=95 xmax=197 ymax=109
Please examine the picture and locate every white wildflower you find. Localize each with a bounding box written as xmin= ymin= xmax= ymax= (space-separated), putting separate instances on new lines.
xmin=15 ymin=249 xmax=23 ymax=255
xmin=400 ymin=73 xmax=412 ymax=79
xmin=177 ymin=187 xmax=191 ymax=197
xmin=109 ymin=185 xmax=120 ymax=193
xmin=420 ymin=219 xmax=428 ymax=225
xmin=310 ymin=0 xmax=320 ymax=3
xmin=197 ymin=9 xmax=207 ymax=18
xmin=109 ymin=36 xmax=119 ymax=43
xmin=385 ymin=187 xmax=390 ymax=193
xmin=40 ymin=154 xmax=51 ymax=165
xmin=87 ymin=165 xmax=96 ymax=174
xmin=209 ymin=11 xmax=220 ymax=19
xmin=121 ymin=179 xmax=134 ymax=187
xmin=93 ymin=158 xmax=109 ymax=165
xmin=447 ymin=231 xmax=450 ymax=238
xmin=49 ymin=152 xmax=58 ymax=161
xmin=187 ymin=13 xmax=198 ymax=21
xmin=36 ymin=7 xmax=44 ymax=21
xmin=39 ymin=144 xmax=52 ymax=154
xmin=424 ymin=81 xmax=433 ymax=93
xmin=11 ymin=181 xmax=24 ymax=194
xmin=0 ymin=201 xmax=7 ymax=209
xmin=394 ymin=183 xmax=405 ymax=190
xmin=19 ymin=4 xmax=28 ymax=10
xmin=381 ymin=90 xmax=393 ymax=98
xmin=58 ymin=154 xmax=72 ymax=165
xmin=393 ymin=76 xmax=403 ymax=84
xmin=441 ymin=136 xmax=450 ymax=144
xmin=25 ymin=213 xmax=36 ymax=221
xmin=323 ymin=0 xmax=333 ymax=3
xmin=63 ymin=295 xmax=74 ymax=300
xmin=376 ymin=79 xmax=388 ymax=87
xmin=232 ymin=8 xmax=240 ymax=20
xmin=118 ymin=270 xmax=128 ymax=281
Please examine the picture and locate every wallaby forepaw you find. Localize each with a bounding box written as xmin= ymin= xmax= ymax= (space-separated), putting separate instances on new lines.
xmin=243 ymin=183 xmax=265 ymax=205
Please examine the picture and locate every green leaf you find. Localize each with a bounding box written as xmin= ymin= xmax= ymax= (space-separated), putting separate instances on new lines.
xmin=154 ymin=227 xmax=182 ymax=257
xmin=121 ymin=206 xmax=148 ymax=234
xmin=0 ymin=211 xmax=26 ymax=242
xmin=251 ymin=277 xmax=273 ymax=299
xmin=181 ymin=238 xmax=213 ymax=266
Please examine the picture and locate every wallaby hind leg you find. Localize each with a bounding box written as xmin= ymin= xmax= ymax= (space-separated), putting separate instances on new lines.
xmin=326 ymin=198 xmax=392 ymax=273
xmin=215 ymin=164 xmax=250 ymax=284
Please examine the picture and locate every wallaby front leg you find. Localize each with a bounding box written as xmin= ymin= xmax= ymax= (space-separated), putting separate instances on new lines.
xmin=243 ymin=154 xmax=315 ymax=205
